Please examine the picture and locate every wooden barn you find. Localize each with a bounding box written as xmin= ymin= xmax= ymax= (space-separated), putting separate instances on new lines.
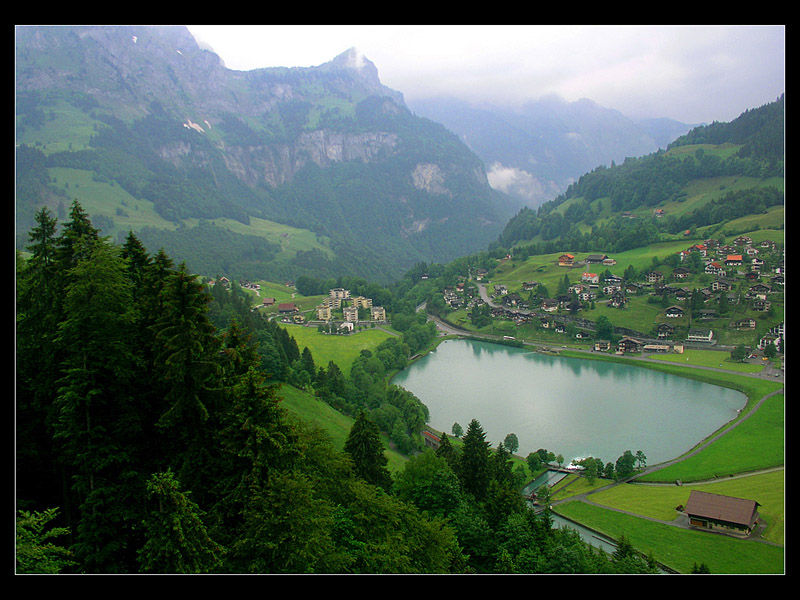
xmin=684 ymin=490 xmax=760 ymax=536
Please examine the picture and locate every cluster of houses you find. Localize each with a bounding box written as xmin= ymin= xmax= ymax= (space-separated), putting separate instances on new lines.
xmin=313 ymin=288 xmax=386 ymax=330
xmin=443 ymin=237 xmax=784 ymax=356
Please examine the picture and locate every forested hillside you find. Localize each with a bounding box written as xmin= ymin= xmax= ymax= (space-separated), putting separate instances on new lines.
xmin=498 ymin=95 xmax=784 ymax=253
xmin=17 ymin=203 xmax=663 ymax=574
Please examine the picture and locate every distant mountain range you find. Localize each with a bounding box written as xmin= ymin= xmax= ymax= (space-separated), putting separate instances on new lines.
xmin=408 ymin=95 xmax=699 ymax=208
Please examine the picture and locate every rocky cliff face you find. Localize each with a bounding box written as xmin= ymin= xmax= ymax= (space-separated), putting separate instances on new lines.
xmin=219 ymin=130 xmax=401 ymax=188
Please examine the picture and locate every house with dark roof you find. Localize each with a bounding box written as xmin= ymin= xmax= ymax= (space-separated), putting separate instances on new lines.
xmin=684 ymin=490 xmax=760 ymax=537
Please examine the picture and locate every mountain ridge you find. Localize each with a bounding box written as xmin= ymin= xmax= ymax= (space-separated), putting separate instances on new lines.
xmin=408 ymin=94 xmax=699 ymax=208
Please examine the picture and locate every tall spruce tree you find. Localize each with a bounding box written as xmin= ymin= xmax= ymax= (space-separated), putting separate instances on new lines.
xmin=344 ymin=411 xmax=392 ymax=491
xmin=459 ymin=419 xmax=491 ymax=501
xmin=51 ymin=239 xmax=142 ymax=571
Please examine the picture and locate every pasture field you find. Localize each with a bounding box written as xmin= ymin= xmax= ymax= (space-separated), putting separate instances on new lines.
xmin=280 ymin=323 xmax=400 ymax=375
xmin=646 ymin=348 xmax=763 ymax=373
xmin=585 ymin=469 xmax=784 ymax=545
xmin=555 ymin=500 xmax=784 ymax=574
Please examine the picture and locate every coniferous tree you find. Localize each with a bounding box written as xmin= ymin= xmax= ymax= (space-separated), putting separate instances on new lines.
xmin=17 ymin=208 xmax=63 ymax=511
xmin=344 ymin=411 xmax=392 ymax=490
xmin=51 ymin=239 xmax=142 ymax=571
xmin=138 ymin=470 xmax=224 ymax=574
xmin=459 ymin=419 xmax=491 ymax=501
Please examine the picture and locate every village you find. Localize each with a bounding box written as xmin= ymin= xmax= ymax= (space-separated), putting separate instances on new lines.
xmin=439 ymin=235 xmax=784 ymax=360
xmin=236 ymin=281 xmax=388 ymax=333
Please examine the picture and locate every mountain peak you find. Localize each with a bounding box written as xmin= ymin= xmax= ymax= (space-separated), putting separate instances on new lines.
xmin=320 ymin=47 xmax=404 ymax=104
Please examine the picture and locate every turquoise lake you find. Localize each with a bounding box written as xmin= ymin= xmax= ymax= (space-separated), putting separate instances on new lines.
xmin=392 ymin=339 xmax=746 ymax=466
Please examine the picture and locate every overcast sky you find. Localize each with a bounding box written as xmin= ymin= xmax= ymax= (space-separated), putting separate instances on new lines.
xmin=187 ymin=25 xmax=784 ymax=125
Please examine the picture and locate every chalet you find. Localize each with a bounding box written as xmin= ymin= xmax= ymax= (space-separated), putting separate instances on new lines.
xmin=750 ymin=257 xmax=764 ymax=271
xmin=594 ymin=340 xmax=611 ymax=352
xmin=711 ymin=279 xmax=734 ymax=292
xmin=725 ymin=255 xmax=743 ymax=266
xmin=684 ymin=491 xmax=760 ymax=537
xmin=689 ymin=244 xmax=708 ymax=257
xmin=502 ymin=293 xmax=523 ymax=307
xmin=752 ymin=299 xmax=772 ymax=312
xmin=625 ymin=283 xmax=643 ymax=295
xmin=696 ymin=309 xmax=717 ymax=320
xmin=672 ymin=267 xmax=691 ymax=280
xmin=744 ymin=271 xmax=760 ymax=282
xmin=608 ymin=291 xmax=628 ymax=308
xmin=645 ymin=271 xmax=664 ymax=284
xmin=643 ymin=343 xmax=671 ymax=353
xmin=606 ymin=292 xmax=627 ymax=309
xmin=602 ymin=257 xmax=617 ymax=266
xmin=747 ymin=284 xmax=771 ymax=299
xmin=494 ymin=284 xmax=508 ymax=296
xmin=657 ymin=323 xmax=675 ymax=339
xmin=759 ymin=240 xmax=776 ymax=251
xmin=603 ymin=283 xmax=621 ymax=295
xmin=730 ymin=318 xmax=756 ymax=331
xmin=541 ymin=299 xmax=559 ymax=313
xmin=278 ymin=303 xmax=298 ymax=314
xmin=558 ymin=253 xmax=575 ymax=267
xmin=705 ymin=262 xmax=726 ymax=276
xmin=585 ymin=254 xmax=608 ymax=264
xmin=604 ymin=274 xmax=624 ymax=285
xmin=665 ymin=306 xmax=685 ymax=318
xmin=522 ymin=281 xmax=539 ymax=291
xmin=734 ymin=236 xmax=752 ymax=247
xmin=674 ymin=288 xmax=691 ymax=301
xmin=654 ymin=208 xmax=665 ymax=217
xmin=581 ymin=272 xmax=599 ymax=284
xmin=687 ymin=329 xmax=714 ymax=343
xmin=759 ymin=333 xmax=782 ymax=353
xmin=262 ymin=297 xmax=276 ymax=306
xmin=617 ymin=337 xmax=643 ymax=354
xmin=578 ymin=289 xmax=597 ymax=302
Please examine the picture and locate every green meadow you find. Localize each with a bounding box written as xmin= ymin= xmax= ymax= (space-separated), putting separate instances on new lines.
xmin=280 ymin=323 xmax=400 ymax=375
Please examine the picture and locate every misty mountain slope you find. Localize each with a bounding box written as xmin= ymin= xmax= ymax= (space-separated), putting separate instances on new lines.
xmin=15 ymin=25 xmax=521 ymax=282
xmin=496 ymin=95 xmax=784 ymax=252
xmin=408 ymin=95 xmax=696 ymax=208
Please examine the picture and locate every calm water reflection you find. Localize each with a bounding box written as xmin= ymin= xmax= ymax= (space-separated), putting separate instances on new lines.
xmin=392 ymin=340 xmax=745 ymax=465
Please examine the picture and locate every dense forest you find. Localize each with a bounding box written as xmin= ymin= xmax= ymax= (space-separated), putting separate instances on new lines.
xmin=16 ymin=202 xmax=659 ymax=574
